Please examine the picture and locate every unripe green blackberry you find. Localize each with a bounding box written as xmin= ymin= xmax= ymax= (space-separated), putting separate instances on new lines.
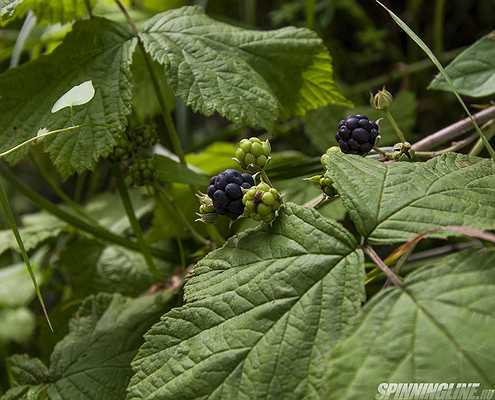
xmin=109 ymin=136 xmax=133 ymax=163
xmin=242 ymin=182 xmax=282 ymax=223
xmin=307 ymin=174 xmax=337 ymax=197
xmin=130 ymin=124 xmax=158 ymax=149
xmin=234 ymin=137 xmax=271 ymax=172
xmin=128 ymin=158 xmax=157 ymax=186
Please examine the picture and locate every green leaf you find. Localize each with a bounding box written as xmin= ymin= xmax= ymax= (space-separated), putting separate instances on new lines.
xmin=155 ymin=154 xmax=208 ymax=185
xmin=128 ymin=203 xmax=365 ymax=400
xmin=0 ymin=17 xmax=136 ymax=177
xmin=0 ymin=213 xmax=64 ymax=256
xmin=325 ymin=248 xmax=495 ymax=399
xmin=0 ymin=262 xmax=43 ymax=307
xmin=1 ymin=0 xmax=95 ymax=25
xmin=141 ymin=6 xmax=349 ymax=129
xmin=8 ymin=355 xmax=49 ymax=387
xmin=305 ymin=91 xmax=417 ymax=151
xmin=186 ymin=142 xmax=237 ymax=175
xmin=59 ymin=238 xmax=173 ymax=297
xmin=325 ymin=152 xmax=495 ymax=243
xmin=0 ymin=308 xmax=35 ymax=344
xmin=429 ymin=32 xmax=495 ymax=98
xmin=4 ymin=292 xmax=175 ymax=400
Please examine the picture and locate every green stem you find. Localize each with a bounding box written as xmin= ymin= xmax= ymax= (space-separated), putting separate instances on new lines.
xmin=347 ymin=47 xmax=463 ymax=95
xmin=114 ymin=0 xmax=186 ymax=164
xmin=305 ymin=0 xmax=316 ymax=29
xmin=83 ymin=0 xmax=93 ymax=17
xmin=156 ymin=186 xmax=210 ymax=246
xmin=0 ymin=181 xmax=53 ymax=332
xmin=385 ymin=110 xmax=407 ymax=143
xmin=469 ymin=123 xmax=495 ymax=157
xmin=243 ymin=0 xmax=257 ymax=26
xmin=206 ymin=224 xmax=225 ymax=246
xmin=30 ymin=152 xmax=100 ymax=226
xmin=0 ymin=163 xmax=174 ymax=261
xmin=433 ymin=0 xmax=445 ymax=54
xmin=115 ymin=168 xmax=160 ymax=279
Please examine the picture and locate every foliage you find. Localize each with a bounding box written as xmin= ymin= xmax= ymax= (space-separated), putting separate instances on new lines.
xmin=0 ymin=1 xmax=494 ymax=399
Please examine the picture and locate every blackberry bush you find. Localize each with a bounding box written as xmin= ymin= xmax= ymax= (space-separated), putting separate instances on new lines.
xmin=336 ymin=115 xmax=379 ymax=155
xmin=207 ymin=169 xmax=254 ymax=218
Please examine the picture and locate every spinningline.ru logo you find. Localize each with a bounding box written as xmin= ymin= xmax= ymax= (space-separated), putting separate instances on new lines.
xmin=376 ymin=383 xmax=495 ymax=399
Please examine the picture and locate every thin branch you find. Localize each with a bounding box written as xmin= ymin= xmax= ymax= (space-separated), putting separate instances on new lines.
xmin=115 ymin=168 xmax=160 ymax=279
xmin=412 ymin=106 xmax=495 ymax=151
xmin=114 ymin=0 xmax=186 ymax=164
xmin=363 ymin=245 xmax=403 ymax=287
xmin=0 ymin=163 xmax=175 ymax=261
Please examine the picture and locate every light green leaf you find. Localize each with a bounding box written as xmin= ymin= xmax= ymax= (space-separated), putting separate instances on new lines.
xmin=51 ymin=80 xmax=95 ymax=113
xmin=325 ymin=151 xmax=495 ymax=243
xmin=0 ymin=308 xmax=35 ymax=344
xmin=59 ymin=238 xmax=173 ymax=297
xmin=141 ymin=6 xmax=349 ymax=129
xmin=0 ymin=215 xmax=63 ymax=256
xmin=0 ymin=262 xmax=43 ymax=307
xmin=325 ymin=248 xmax=495 ymax=399
xmin=429 ymin=32 xmax=495 ymax=97
xmin=3 ymin=292 xmax=174 ymax=400
xmin=128 ymin=203 xmax=365 ymax=400
xmin=0 ymin=17 xmax=136 ymax=177
xmin=186 ymin=142 xmax=237 ymax=175
xmin=1 ymin=0 xmax=95 ymax=25
xmin=305 ymin=91 xmax=416 ymax=151
xmin=155 ymin=154 xmax=208 ymax=186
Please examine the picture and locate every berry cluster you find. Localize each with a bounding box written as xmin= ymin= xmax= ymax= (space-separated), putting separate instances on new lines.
xmin=207 ymin=169 xmax=254 ymax=218
xmin=128 ymin=158 xmax=157 ymax=187
xmin=109 ymin=124 xmax=158 ymax=163
xmin=336 ymin=115 xmax=379 ymax=155
xmin=235 ymin=137 xmax=271 ymax=171
xmin=243 ymin=183 xmax=282 ymax=223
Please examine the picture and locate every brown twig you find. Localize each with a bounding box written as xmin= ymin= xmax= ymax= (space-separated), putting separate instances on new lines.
xmin=363 ymin=245 xmax=403 ymax=287
xmin=412 ymin=106 xmax=495 ymax=151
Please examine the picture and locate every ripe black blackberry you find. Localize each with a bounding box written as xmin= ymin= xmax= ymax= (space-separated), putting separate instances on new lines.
xmin=336 ymin=115 xmax=379 ymax=155
xmin=207 ymin=169 xmax=254 ymax=218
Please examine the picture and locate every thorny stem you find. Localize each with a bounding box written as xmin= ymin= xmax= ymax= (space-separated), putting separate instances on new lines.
xmin=413 ymin=105 xmax=495 ymax=151
xmin=0 ymin=163 xmax=174 ymax=261
xmin=115 ymin=168 xmax=160 ymax=279
xmin=363 ymin=245 xmax=402 ymax=288
xmin=114 ymin=0 xmax=186 ymax=164
xmin=413 ymin=132 xmax=479 ymax=159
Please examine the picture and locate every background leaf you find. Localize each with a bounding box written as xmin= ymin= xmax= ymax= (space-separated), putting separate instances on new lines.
xmin=324 ymin=248 xmax=495 ymax=399
xmin=3 ymin=292 xmax=175 ymax=400
xmin=0 ymin=17 xmax=136 ymax=177
xmin=429 ymin=32 xmax=495 ymax=97
xmin=325 ymin=152 xmax=495 ymax=243
xmin=141 ymin=6 xmax=349 ymax=130
xmin=128 ymin=203 xmax=364 ymax=400
xmin=0 ymin=0 xmax=95 ymax=25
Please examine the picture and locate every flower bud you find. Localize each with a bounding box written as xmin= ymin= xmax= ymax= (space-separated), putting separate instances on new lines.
xmin=371 ymin=87 xmax=393 ymax=111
